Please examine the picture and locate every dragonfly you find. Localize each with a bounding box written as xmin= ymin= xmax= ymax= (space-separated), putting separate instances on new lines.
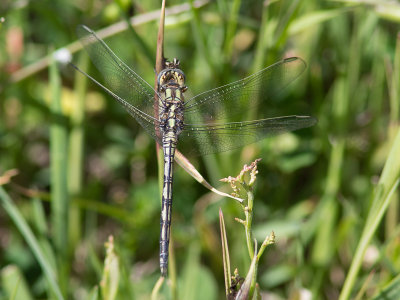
xmin=74 ymin=25 xmax=316 ymax=277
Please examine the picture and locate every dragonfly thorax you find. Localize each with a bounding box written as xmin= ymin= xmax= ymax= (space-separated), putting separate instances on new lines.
xmin=158 ymin=63 xmax=186 ymax=138
xmin=158 ymin=60 xmax=186 ymax=137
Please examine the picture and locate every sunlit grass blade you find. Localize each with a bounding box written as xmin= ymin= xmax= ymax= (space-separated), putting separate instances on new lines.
xmin=100 ymin=236 xmax=120 ymax=300
xmin=385 ymin=33 xmax=400 ymax=239
xmin=288 ymin=8 xmax=349 ymax=35
xmin=68 ymin=52 xmax=88 ymax=249
xmin=151 ymin=277 xmax=165 ymax=300
xmin=1 ymin=265 xmax=33 ymax=300
xmin=274 ymin=0 xmax=302 ymax=48
xmin=252 ymin=1 xmax=270 ymax=74
xmin=49 ymin=51 xmax=69 ymax=294
xmin=389 ymin=34 xmax=400 ymax=132
xmin=68 ymin=53 xmax=87 ymax=195
xmin=332 ymin=0 xmax=400 ymax=22
xmin=339 ymin=128 xmax=400 ymax=300
xmin=0 ymin=187 xmax=64 ymax=300
xmin=219 ymin=208 xmax=231 ymax=298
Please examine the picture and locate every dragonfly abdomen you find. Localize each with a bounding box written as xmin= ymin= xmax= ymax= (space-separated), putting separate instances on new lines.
xmin=159 ymin=136 xmax=176 ymax=277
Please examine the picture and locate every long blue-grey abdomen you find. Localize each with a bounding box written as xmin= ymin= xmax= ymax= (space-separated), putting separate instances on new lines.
xmin=159 ymin=139 xmax=176 ymax=277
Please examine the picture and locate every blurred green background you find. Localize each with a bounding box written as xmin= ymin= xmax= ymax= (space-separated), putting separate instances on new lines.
xmin=1 ymin=0 xmax=400 ymax=299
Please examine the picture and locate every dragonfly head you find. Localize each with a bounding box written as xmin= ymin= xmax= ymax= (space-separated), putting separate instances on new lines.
xmin=158 ymin=58 xmax=187 ymax=93
xmin=165 ymin=58 xmax=181 ymax=69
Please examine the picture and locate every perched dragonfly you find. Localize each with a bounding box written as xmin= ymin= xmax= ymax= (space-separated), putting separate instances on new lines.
xmin=74 ymin=25 xmax=316 ymax=277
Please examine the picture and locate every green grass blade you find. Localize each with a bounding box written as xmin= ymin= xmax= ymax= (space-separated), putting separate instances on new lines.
xmin=68 ymin=53 xmax=87 ymax=196
xmin=86 ymin=286 xmax=99 ymax=300
xmin=390 ymin=34 xmax=400 ymax=130
xmin=219 ymin=208 xmax=231 ymax=297
xmin=68 ymin=53 xmax=88 ymax=249
xmin=1 ymin=265 xmax=33 ymax=300
xmin=189 ymin=0 xmax=217 ymax=73
xmin=274 ymin=0 xmax=301 ymax=48
xmin=236 ymin=240 xmax=258 ymax=300
xmin=49 ymin=51 xmax=70 ymax=294
xmin=385 ymin=33 xmax=400 ymax=238
xmin=151 ymin=277 xmax=165 ymax=300
xmin=180 ymin=242 xmax=202 ymax=300
xmin=0 ymin=187 xmax=64 ymax=300
xmin=180 ymin=242 xmax=217 ymax=300
xmin=288 ymin=8 xmax=349 ymax=35
xmin=339 ymin=129 xmax=400 ymax=300
xmin=372 ymin=274 xmax=400 ymax=300
xmin=223 ymin=0 xmax=241 ymax=59
xmin=100 ymin=237 xmax=120 ymax=300
xmin=252 ymin=2 xmax=270 ymax=73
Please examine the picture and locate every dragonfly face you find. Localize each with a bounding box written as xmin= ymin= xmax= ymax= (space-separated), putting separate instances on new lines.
xmin=74 ymin=25 xmax=317 ymax=277
xmin=157 ymin=59 xmax=187 ymax=92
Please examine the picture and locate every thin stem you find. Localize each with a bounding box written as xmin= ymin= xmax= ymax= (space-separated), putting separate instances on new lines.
xmin=244 ymin=186 xmax=255 ymax=260
xmin=257 ymin=232 xmax=275 ymax=262
xmin=151 ymin=276 xmax=165 ymax=300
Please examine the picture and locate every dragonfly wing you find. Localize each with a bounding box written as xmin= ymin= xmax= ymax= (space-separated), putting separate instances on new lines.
xmin=76 ymin=25 xmax=161 ymax=142
xmin=179 ymin=115 xmax=317 ymax=156
xmin=184 ymin=57 xmax=306 ymax=123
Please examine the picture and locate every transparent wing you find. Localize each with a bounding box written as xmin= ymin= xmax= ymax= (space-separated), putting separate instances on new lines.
xmin=179 ymin=115 xmax=317 ymax=156
xmin=76 ymin=25 xmax=161 ymax=142
xmin=184 ymin=57 xmax=306 ymax=123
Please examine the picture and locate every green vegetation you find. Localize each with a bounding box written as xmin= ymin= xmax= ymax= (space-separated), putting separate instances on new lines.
xmin=1 ymin=0 xmax=400 ymax=299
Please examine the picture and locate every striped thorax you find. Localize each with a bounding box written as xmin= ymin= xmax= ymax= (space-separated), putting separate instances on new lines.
xmin=158 ymin=58 xmax=187 ymax=138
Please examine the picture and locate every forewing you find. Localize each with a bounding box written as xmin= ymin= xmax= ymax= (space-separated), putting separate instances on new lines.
xmin=76 ymin=25 xmax=161 ymax=142
xmin=184 ymin=57 xmax=306 ymax=123
xmin=179 ymin=116 xmax=317 ymax=156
